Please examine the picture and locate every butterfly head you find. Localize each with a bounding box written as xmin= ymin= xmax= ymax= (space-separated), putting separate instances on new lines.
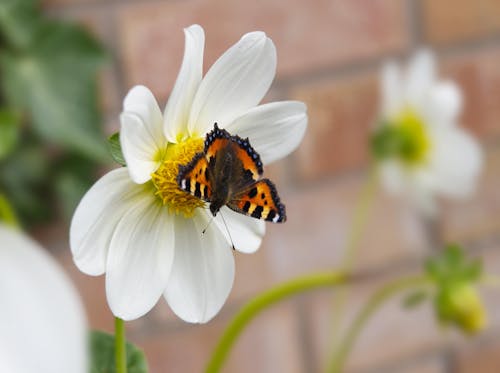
xmin=209 ymin=202 xmax=221 ymax=217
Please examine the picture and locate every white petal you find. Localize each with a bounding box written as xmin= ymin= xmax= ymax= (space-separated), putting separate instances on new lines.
xmin=120 ymin=112 xmax=163 ymax=184
xmin=188 ymin=31 xmax=277 ymax=135
xmin=70 ymin=168 xmax=146 ymax=275
xmin=214 ymin=206 xmax=265 ymax=254
xmin=0 ymin=225 xmax=87 ymax=373
xmin=225 ymin=101 xmax=308 ymax=164
xmin=123 ymin=85 xmax=164 ymax=147
xmin=428 ymin=127 xmax=483 ymax=198
xmin=424 ymin=81 xmax=463 ymax=127
xmin=405 ymin=49 xmax=436 ymax=109
xmin=378 ymin=162 xmax=438 ymax=215
xmin=380 ymin=60 xmax=403 ymax=118
xmin=164 ymin=211 xmax=234 ymax=323
xmin=164 ymin=25 xmax=205 ymax=142
xmin=106 ymin=198 xmax=175 ymax=321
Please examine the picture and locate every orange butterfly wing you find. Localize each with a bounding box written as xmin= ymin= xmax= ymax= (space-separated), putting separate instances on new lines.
xmin=178 ymin=123 xmax=286 ymax=223
xmin=228 ymin=179 xmax=286 ymax=223
xmin=177 ymin=153 xmax=212 ymax=202
xmin=205 ymin=124 xmax=263 ymax=183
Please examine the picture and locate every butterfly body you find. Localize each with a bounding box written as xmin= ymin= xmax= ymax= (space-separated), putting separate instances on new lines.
xmin=177 ymin=124 xmax=286 ymax=223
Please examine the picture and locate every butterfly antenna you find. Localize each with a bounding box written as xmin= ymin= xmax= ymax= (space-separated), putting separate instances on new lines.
xmin=202 ymin=215 xmax=214 ymax=235
xmin=220 ymin=211 xmax=236 ymax=251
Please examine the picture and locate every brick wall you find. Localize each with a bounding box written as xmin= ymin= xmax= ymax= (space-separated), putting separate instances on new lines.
xmin=39 ymin=0 xmax=500 ymax=372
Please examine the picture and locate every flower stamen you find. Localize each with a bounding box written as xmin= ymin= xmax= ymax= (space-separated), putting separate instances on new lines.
xmin=151 ymin=137 xmax=205 ymax=217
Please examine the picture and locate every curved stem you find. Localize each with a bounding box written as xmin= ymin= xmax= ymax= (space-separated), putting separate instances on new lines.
xmin=329 ymin=168 xmax=377 ymax=350
xmin=340 ymin=167 xmax=378 ymax=269
xmin=115 ymin=317 xmax=127 ymax=373
xmin=328 ymin=275 xmax=431 ymax=373
xmin=206 ymin=272 xmax=348 ymax=373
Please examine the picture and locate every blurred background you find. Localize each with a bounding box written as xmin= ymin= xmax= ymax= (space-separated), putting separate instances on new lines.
xmin=5 ymin=0 xmax=500 ymax=372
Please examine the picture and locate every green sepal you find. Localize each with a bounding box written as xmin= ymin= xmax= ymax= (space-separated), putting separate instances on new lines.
xmin=425 ymin=244 xmax=486 ymax=335
xmin=90 ymin=331 xmax=148 ymax=373
xmin=108 ymin=132 xmax=126 ymax=166
xmin=425 ymin=244 xmax=483 ymax=287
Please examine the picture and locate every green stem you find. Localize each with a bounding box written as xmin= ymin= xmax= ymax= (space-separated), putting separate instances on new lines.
xmin=329 ymin=168 xmax=377 ymax=350
xmin=115 ymin=317 xmax=127 ymax=373
xmin=341 ymin=167 xmax=378 ymax=269
xmin=328 ymin=275 xmax=431 ymax=373
xmin=206 ymin=272 xmax=348 ymax=373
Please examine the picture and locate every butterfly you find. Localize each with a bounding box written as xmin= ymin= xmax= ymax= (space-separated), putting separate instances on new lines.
xmin=177 ymin=123 xmax=286 ymax=223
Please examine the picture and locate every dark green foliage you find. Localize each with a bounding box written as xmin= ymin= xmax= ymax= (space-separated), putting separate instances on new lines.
xmin=0 ymin=0 xmax=110 ymax=226
xmin=90 ymin=331 xmax=148 ymax=373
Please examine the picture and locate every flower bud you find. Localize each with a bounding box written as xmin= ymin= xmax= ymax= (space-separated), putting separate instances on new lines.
xmin=435 ymin=283 xmax=486 ymax=335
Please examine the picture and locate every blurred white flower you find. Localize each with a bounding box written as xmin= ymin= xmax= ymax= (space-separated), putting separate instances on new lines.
xmin=372 ymin=50 xmax=482 ymax=214
xmin=0 ymin=224 xmax=87 ymax=373
xmin=70 ymin=24 xmax=307 ymax=323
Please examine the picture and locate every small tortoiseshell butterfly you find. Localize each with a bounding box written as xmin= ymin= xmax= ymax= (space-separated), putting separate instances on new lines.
xmin=177 ymin=123 xmax=286 ymax=223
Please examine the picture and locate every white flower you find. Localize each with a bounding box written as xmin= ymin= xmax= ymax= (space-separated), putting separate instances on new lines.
xmin=373 ymin=50 xmax=482 ymax=214
xmin=0 ymin=224 xmax=87 ymax=373
xmin=70 ymin=24 xmax=307 ymax=323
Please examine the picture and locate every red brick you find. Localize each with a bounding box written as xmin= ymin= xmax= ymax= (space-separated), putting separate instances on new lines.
xmin=148 ymin=246 xmax=277 ymax=325
xmin=32 ymin=224 xmax=147 ymax=334
xmin=135 ymin=303 xmax=303 ymax=373
xmin=305 ymin=245 xmax=500 ymax=372
xmin=262 ymin=171 xmax=428 ymax=283
xmin=454 ymin=338 xmax=500 ymax=373
xmin=392 ymin=358 xmax=445 ymax=373
xmin=440 ymin=146 xmax=500 ymax=243
xmin=442 ymin=47 xmax=500 ymax=139
xmin=117 ymin=0 xmax=408 ymax=101
xmin=478 ymin=246 xmax=500 ymax=330
xmin=422 ymin=0 xmax=500 ymax=45
xmin=290 ymin=72 xmax=378 ymax=181
xmin=42 ymin=0 xmax=102 ymax=7
xmin=304 ymin=268 xmax=445 ymax=372
xmin=55 ymin=249 xmax=116 ymax=333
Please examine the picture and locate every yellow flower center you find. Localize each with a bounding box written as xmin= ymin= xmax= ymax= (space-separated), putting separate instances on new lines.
xmin=394 ymin=108 xmax=431 ymax=165
xmin=371 ymin=108 xmax=432 ymax=167
xmin=151 ymin=137 xmax=205 ymax=218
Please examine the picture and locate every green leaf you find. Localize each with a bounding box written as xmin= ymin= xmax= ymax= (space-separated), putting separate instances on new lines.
xmin=0 ymin=0 xmax=40 ymax=49
xmin=0 ymin=108 xmax=21 ymax=160
xmin=53 ymin=155 xmax=97 ymax=220
xmin=0 ymin=20 xmax=110 ymax=162
xmin=0 ymin=142 xmax=53 ymax=224
xmin=108 ymin=132 xmax=126 ymax=166
xmin=90 ymin=331 xmax=148 ymax=373
xmin=402 ymin=290 xmax=428 ymax=309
